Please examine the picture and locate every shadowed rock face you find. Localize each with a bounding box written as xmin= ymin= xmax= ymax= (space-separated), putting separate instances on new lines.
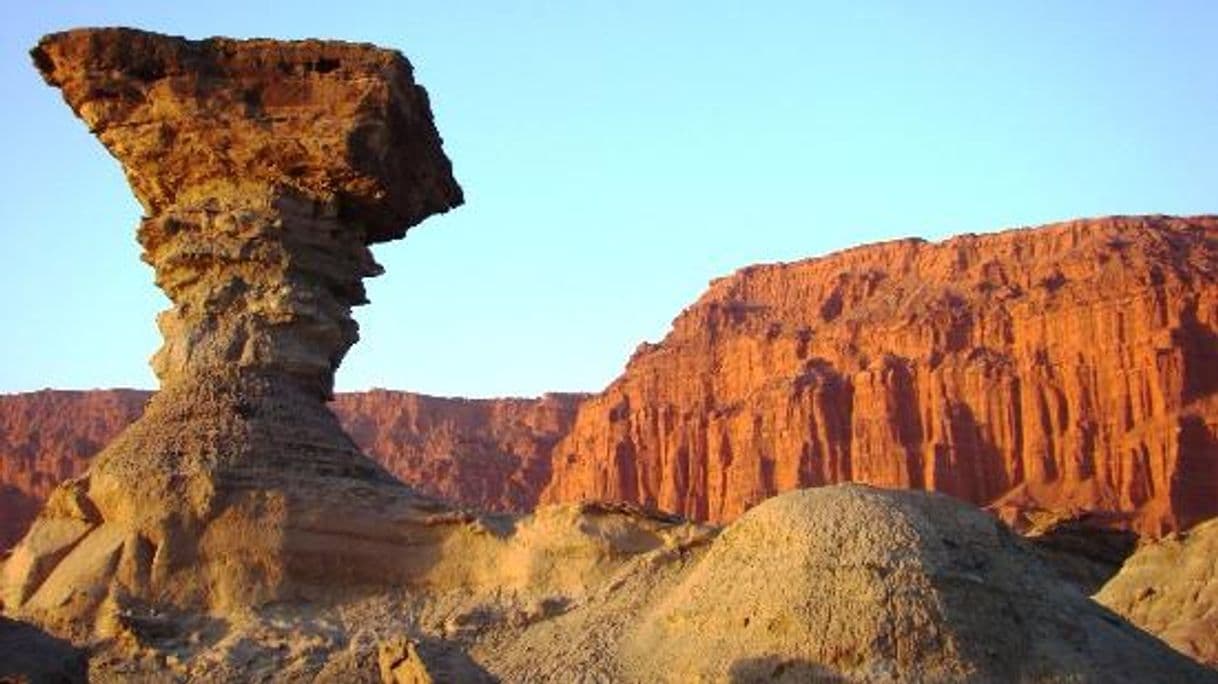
xmin=4 ymin=27 xmax=462 ymax=632
xmin=0 ymin=616 xmax=87 ymax=683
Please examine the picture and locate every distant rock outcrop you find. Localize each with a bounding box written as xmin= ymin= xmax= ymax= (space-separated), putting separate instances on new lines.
xmin=7 ymin=216 xmax=1218 ymax=548
xmin=0 ymin=390 xmax=581 ymax=550
xmin=1096 ymin=517 xmax=1218 ymax=668
xmin=543 ymin=216 xmax=1218 ymax=536
xmin=5 ymin=27 xmax=463 ymax=630
xmin=332 ymin=390 xmax=584 ymax=512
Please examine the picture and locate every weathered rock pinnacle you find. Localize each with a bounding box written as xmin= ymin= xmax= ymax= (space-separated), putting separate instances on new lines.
xmin=32 ymin=26 xmax=462 ymax=397
xmin=3 ymin=27 xmax=462 ymax=631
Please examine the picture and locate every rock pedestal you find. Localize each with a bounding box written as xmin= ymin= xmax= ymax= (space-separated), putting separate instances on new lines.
xmin=3 ymin=27 xmax=462 ymax=630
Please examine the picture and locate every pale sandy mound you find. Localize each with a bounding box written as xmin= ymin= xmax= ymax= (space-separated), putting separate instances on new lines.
xmin=621 ymin=485 xmax=1213 ymax=682
xmin=1096 ymin=517 xmax=1218 ymax=668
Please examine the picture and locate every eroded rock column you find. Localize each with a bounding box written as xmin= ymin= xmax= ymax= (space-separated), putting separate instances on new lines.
xmin=4 ymin=27 xmax=462 ymax=627
xmin=139 ymin=193 xmax=382 ymax=398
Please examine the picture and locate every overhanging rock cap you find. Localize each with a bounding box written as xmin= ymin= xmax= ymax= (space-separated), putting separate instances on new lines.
xmin=32 ymin=26 xmax=463 ymax=243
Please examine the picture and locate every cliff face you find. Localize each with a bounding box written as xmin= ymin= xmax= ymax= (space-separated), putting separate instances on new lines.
xmin=542 ymin=216 xmax=1218 ymax=536
xmin=6 ymin=216 xmax=1218 ymax=548
xmin=0 ymin=390 xmax=580 ymax=550
xmin=332 ymin=391 xmax=584 ymax=512
xmin=0 ymin=391 xmax=148 ymax=502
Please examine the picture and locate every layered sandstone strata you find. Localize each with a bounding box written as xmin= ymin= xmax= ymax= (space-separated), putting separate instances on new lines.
xmin=543 ymin=216 xmax=1218 ymax=536
xmin=8 ymin=217 xmax=1218 ymax=546
xmin=4 ymin=27 xmax=462 ymax=629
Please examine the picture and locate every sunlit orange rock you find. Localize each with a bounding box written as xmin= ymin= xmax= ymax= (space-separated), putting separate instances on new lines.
xmin=543 ymin=215 xmax=1218 ymax=536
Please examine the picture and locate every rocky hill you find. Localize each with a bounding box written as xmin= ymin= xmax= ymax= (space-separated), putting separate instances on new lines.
xmin=543 ymin=215 xmax=1218 ymax=536
xmin=0 ymin=389 xmax=580 ymax=549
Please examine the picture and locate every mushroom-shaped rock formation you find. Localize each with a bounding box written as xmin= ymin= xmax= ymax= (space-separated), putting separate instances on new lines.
xmin=3 ymin=27 xmax=462 ymax=631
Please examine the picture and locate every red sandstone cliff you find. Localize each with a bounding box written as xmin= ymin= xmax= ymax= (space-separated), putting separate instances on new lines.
xmin=331 ymin=390 xmax=584 ymax=511
xmin=0 ymin=390 xmax=581 ymax=549
xmin=541 ymin=215 xmax=1218 ymax=536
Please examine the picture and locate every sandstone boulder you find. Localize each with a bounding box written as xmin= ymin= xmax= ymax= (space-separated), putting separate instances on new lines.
xmin=377 ymin=636 xmax=494 ymax=684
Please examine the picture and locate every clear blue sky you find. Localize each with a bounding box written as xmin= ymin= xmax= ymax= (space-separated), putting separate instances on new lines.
xmin=1 ymin=2 xmax=1215 ymax=397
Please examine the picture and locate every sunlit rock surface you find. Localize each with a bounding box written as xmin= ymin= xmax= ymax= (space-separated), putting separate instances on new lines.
xmin=544 ymin=216 xmax=1218 ymax=537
